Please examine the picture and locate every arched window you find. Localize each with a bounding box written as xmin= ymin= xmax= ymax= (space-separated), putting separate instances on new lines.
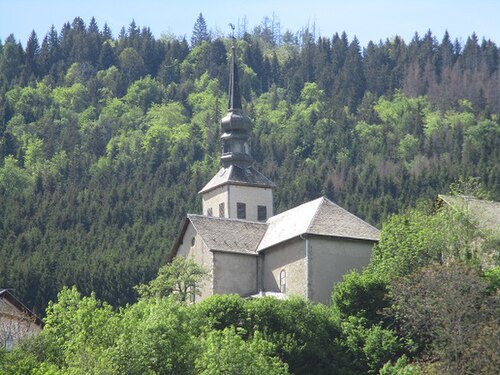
xmin=279 ymin=269 xmax=286 ymax=293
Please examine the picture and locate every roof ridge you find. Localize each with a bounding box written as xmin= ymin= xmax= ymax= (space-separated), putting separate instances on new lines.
xmin=327 ymin=200 xmax=380 ymax=232
xmin=188 ymin=213 xmax=268 ymax=225
xmin=267 ymin=196 xmax=324 ymax=222
xmin=305 ymin=196 xmax=327 ymax=233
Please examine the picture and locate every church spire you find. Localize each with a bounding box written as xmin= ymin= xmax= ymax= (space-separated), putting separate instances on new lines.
xmin=220 ymin=36 xmax=253 ymax=168
xmin=228 ymin=43 xmax=242 ymax=110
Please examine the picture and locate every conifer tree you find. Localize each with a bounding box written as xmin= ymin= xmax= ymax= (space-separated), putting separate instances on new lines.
xmin=191 ymin=13 xmax=210 ymax=47
xmin=24 ymin=30 xmax=40 ymax=79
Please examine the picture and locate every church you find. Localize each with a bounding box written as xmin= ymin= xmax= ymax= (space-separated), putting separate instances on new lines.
xmin=170 ymin=44 xmax=379 ymax=304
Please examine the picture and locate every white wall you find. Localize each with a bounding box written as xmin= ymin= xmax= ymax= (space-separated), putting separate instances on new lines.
xmin=176 ymin=223 xmax=214 ymax=301
xmin=308 ymin=236 xmax=374 ymax=304
xmin=262 ymin=238 xmax=307 ymax=298
xmin=213 ymin=252 xmax=258 ymax=296
xmin=202 ymin=184 xmax=274 ymax=221
xmin=228 ymin=185 xmax=274 ymax=221
xmin=201 ymin=185 xmax=229 ymax=217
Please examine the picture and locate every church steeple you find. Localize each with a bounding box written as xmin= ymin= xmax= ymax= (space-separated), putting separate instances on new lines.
xmin=199 ymin=34 xmax=275 ymax=221
xmin=220 ymin=42 xmax=253 ymax=168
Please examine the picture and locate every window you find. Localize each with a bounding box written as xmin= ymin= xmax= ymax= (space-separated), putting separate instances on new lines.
xmin=219 ymin=202 xmax=225 ymax=217
xmin=191 ymin=236 xmax=196 ymax=247
xmin=4 ymin=333 xmax=14 ymax=351
xmin=279 ymin=269 xmax=286 ymax=293
xmin=237 ymin=202 xmax=246 ymax=219
xmin=207 ymin=208 xmax=213 ymax=216
xmin=258 ymin=205 xmax=267 ymax=221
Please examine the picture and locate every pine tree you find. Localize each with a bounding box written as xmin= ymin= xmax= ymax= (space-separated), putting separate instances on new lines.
xmin=102 ymin=22 xmax=113 ymax=41
xmin=25 ymin=30 xmax=40 ymax=79
xmin=191 ymin=13 xmax=210 ymax=47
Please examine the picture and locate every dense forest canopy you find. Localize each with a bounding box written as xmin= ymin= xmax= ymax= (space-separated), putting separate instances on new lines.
xmin=0 ymin=15 xmax=499 ymax=316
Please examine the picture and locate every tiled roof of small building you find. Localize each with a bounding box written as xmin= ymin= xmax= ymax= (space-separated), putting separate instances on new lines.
xmin=257 ymin=197 xmax=379 ymax=251
xmin=0 ymin=289 xmax=44 ymax=327
xmin=199 ymin=165 xmax=275 ymax=194
xmin=438 ymin=194 xmax=500 ymax=232
xmin=188 ymin=214 xmax=267 ymax=254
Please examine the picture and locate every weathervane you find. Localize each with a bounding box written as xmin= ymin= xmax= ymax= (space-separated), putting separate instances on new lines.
xmin=228 ymin=23 xmax=236 ymax=45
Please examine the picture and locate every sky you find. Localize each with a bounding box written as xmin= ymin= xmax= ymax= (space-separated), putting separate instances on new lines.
xmin=1 ymin=0 xmax=499 ymax=48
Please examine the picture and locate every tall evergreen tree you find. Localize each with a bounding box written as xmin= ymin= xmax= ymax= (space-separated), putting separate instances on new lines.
xmin=24 ymin=30 xmax=40 ymax=80
xmin=101 ymin=22 xmax=113 ymax=40
xmin=191 ymin=13 xmax=210 ymax=47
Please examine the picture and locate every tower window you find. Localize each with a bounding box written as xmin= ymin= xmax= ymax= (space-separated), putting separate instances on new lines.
xmin=280 ymin=269 xmax=286 ymax=293
xmin=207 ymin=208 xmax=213 ymax=216
xmin=237 ymin=202 xmax=246 ymax=219
xmin=258 ymin=205 xmax=267 ymax=221
xmin=219 ymin=202 xmax=225 ymax=217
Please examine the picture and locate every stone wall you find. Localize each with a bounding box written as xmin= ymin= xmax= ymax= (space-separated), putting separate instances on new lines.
xmin=262 ymin=237 xmax=307 ymax=298
xmin=0 ymin=298 xmax=42 ymax=350
xmin=308 ymin=236 xmax=374 ymax=304
xmin=213 ymin=251 xmax=258 ymax=296
xmin=176 ymin=223 xmax=214 ymax=301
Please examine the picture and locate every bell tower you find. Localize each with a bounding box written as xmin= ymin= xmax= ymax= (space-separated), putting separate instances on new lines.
xmin=199 ymin=38 xmax=274 ymax=222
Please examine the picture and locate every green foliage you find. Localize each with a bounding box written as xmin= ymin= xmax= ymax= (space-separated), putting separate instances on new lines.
xmin=0 ymin=18 xmax=499 ymax=344
xmin=194 ymin=294 xmax=246 ymax=331
xmin=331 ymin=271 xmax=388 ymax=325
xmin=0 ymin=155 xmax=33 ymax=194
xmin=135 ymin=256 xmax=207 ymax=302
xmin=369 ymin=202 xmax=483 ymax=280
xmin=338 ymin=317 xmax=402 ymax=374
xmin=123 ymin=76 xmax=166 ymax=113
xmin=379 ymin=355 xmax=421 ymax=375
xmin=115 ymin=297 xmax=196 ymax=375
xmin=483 ymin=266 xmax=500 ymax=292
xmin=43 ymin=286 xmax=120 ymax=373
xmin=195 ymin=328 xmax=288 ymax=375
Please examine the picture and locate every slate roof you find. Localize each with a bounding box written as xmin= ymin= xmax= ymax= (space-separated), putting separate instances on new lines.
xmin=188 ymin=214 xmax=267 ymax=255
xmin=0 ymin=289 xmax=43 ymax=327
xmin=257 ymin=197 xmax=379 ymax=251
xmin=199 ymin=165 xmax=275 ymax=194
xmin=172 ymin=197 xmax=379 ymax=257
xmin=438 ymin=194 xmax=500 ymax=232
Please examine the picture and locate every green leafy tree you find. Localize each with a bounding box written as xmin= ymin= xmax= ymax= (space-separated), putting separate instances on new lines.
xmin=195 ymin=328 xmax=289 ymax=375
xmin=135 ymin=256 xmax=207 ymax=302
xmin=0 ymin=156 xmax=33 ymax=194
xmin=116 ymin=297 xmax=196 ymax=375
xmin=369 ymin=202 xmax=482 ymax=280
xmin=331 ymin=271 xmax=388 ymax=325
xmin=118 ymin=47 xmax=145 ymax=84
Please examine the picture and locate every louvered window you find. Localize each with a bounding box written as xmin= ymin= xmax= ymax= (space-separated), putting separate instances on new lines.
xmin=258 ymin=205 xmax=267 ymax=221
xmin=237 ymin=202 xmax=246 ymax=219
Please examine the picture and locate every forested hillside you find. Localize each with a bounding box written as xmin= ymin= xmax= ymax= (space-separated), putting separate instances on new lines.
xmin=0 ymin=15 xmax=499 ymax=314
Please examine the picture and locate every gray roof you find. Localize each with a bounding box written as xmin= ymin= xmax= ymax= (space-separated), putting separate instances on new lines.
xmin=188 ymin=214 xmax=267 ymax=254
xmin=257 ymin=197 xmax=379 ymax=251
xmin=438 ymin=194 xmax=500 ymax=232
xmin=199 ymin=165 xmax=275 ymax=194
xmin=0 ymin=289 xmax=44 ymax=326
xmin=173 ymin=197 xmax=379 ymax=257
